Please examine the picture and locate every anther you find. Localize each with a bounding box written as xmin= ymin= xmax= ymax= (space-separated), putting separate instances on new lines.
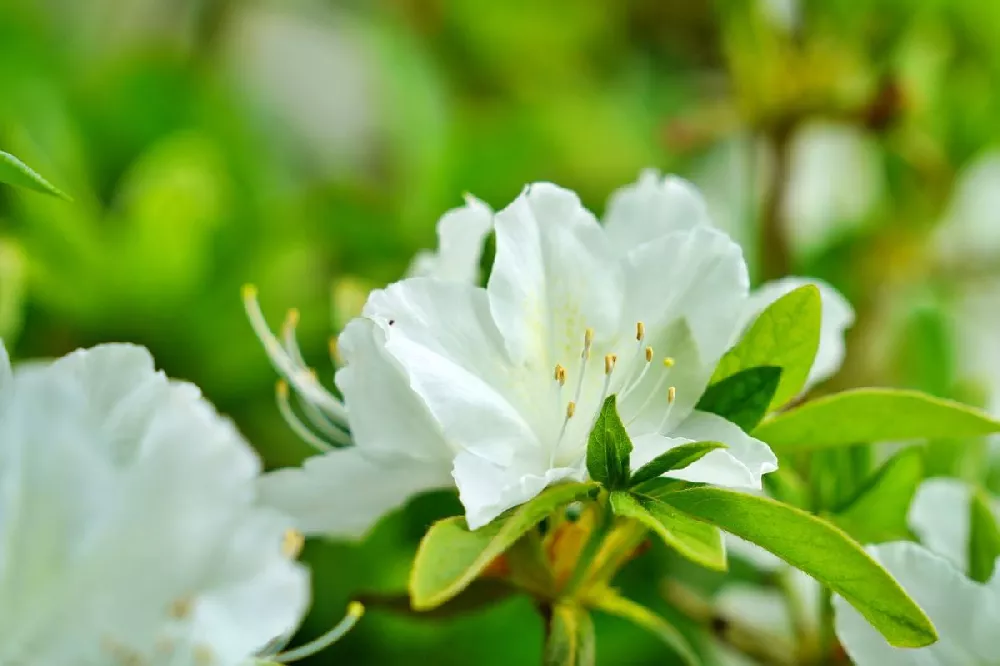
xmin=636 ymin=321 xmax=645 ymax=341
xmin=282 ymin=308 xmax=300 ymax=334
xmin=645 ymin=346 xmax=654 ymax=362
xmin=663 ymin=357 xmax=675 ymax=368
xmin=668 ymin=386 xmax=677 ymax=403
xmin=567 ymin=401 xmax=576 ymax=418
xmin=604 ymin=354 xmax=617 ymax=375
xmin=554 ymin=364 xmax=567 ymax=385
xmin=329 ymin=337 xmax=341 ymax=365
xmin=583 ymin=328 xmax=594 ymax=359
xmin=169 ymin=596 xmax=194 ymax=619
xmin=282 ymin=528 xmax=305 ymax=559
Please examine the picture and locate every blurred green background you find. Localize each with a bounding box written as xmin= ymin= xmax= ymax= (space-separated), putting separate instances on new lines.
xmin=3 ymin=0 xmax=1000 ymax=663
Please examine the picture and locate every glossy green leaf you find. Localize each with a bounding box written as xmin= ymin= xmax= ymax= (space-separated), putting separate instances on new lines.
xmin=609 ymin=490 xmax=726 ymax=572
xmin=544 ymin=603 xmax=595 ymax=666
xmin=587 ymin=587 xmax=700 ymax=666
xmin=754 ymin=388 xmax=1000 ymax=452
xmin=712 ymin=284 xmax=821 ymax=409
xmin=629 ymin=441 xmax=726 ymax=488
xmin=696 ymin=366 xmax=782 ymax=432
xmin=409 ymin=482 xmax=598 ymax=610
xmin=654 ymin=484 xmax=937 ymax=648
xmin=0 ymin=150 xmax=69 ymax=199
xmin=832 ymin=447 xmax=924 ymax=543
xmin=969 ymin=489 xmax=1000 ymax=584
xmin=586 ymin=395 xmax=632 ymax=490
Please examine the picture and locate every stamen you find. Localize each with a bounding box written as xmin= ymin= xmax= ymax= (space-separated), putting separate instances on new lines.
xmin=604 ymin=354 xmax=617 ymax=375
xmin=567 ymin=401 xmax=577 ymax=418
xmin=584 ymin=328 xmax=594 ymax=358
xmin=636 ymin=321 xmax=645 ymax=341
xmin=570 ymin=329 xmax=593 ymax=409
xmin=655 ymin=386 xmax=679 ymax=432
xmin=242 ymin=285 xmax=350 ymax=425
xmin=645 ymin=346 xmax=654 ymax=362
xmin=297 ymin=396 xmax=353 ymax=447
xmin=668 ymin=386 xmax=677 ymax=403
xmin=619 ymin=345 xmax=654 ymax=402
xmin=276 ymin=381 xmax=336 ymax=453
xmin=282 ymin=528 xmax=305 ymax=559
xmin=554 ymin=364 xmax=567 ymax=385
xmin=273 ymin=602 xmax=365 ymax=662
xmin=627 ymin=358 xmax=677 ymax=425
xmin=663 ymin=357 xmax=675 ymax=368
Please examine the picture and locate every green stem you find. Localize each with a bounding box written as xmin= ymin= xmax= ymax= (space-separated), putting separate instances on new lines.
xmin=817 ymin=585 xmax=835 ymax=666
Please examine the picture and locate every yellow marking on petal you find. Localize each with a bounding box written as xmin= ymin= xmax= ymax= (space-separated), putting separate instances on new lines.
xmin=663 ymin=357 xmax=675 ymax=368
xmin=636 ymin=321 xmax=645 ymax=341
xmin=668 ymin=386 xmax=677 ymax=403
xmin=282 ymin=528 xmax=305 ymax=559
xmin=567 ymin=401 xmax=576 ymax=418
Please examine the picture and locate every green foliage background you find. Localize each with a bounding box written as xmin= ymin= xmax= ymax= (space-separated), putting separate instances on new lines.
xmin=2 ymin=0 xmax=1000 ymax=663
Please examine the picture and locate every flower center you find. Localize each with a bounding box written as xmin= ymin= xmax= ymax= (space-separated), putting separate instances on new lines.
xmin=548 ymin=322 xmax=678 ymax=466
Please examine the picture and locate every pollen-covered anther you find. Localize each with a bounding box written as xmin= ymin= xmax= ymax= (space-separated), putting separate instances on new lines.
xmin=645 ymin=346 xmax=654 ymax=363
xmin=604 ymin=354 xmax=617 ymax=375
xmin=282 ymin=528 xmax=305 ymax=559
xmin=663 ymin=357 xmax=675 ymax=368
xmin=636 ymin=321 xmax=645 ymax=341
xmin=668 ymin=386 xmax=677 ymax=403
xmin=567 ymin=401 xmax=577 ymax=418
xmin=554 ymin=364 xmax=567 ymax=385
xmin=583 ymin=328 xmax=594 ymax=359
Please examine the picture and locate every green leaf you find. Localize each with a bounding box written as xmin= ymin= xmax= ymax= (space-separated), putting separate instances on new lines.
xmin=586 ymin=395 xmax=632 ymax=490
xmin=712 ymin=284 xmax=821 ymax=410
xmin=544 ymin=603 xmax=595 ymax=666
xmin=409 ymin=482 xmax=598 ymax=610
xmin=653 ymin=484 xmax=937 ymax=648
xmin=754 ymin=388 xmax=1000 ymax=452
xmin=629 ymin=441 xmax=726 ymax=488
xmin=968 ymin=489 xmax=1000 ymax=584
xmin=696 ymin=366 xmax=782 ymax=432
xmin=831 ymin=447 xmax=924 ymax=543
xmin=610 ymin=490 xmax=726 ymax=572
xmin=586 ymin=587 xmax=700 ymax=666
xmin=0 ymin=150 xmax=69 ymax=199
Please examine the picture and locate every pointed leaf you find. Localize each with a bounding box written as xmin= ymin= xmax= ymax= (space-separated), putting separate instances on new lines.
xmin=0 ymin=150 xmax=69 ymax=199
xmin=831 ymin=447 xmax=924 ymax=543
xmin=610 ymin=490 xmax=726 ymax=572
xmin=754 ymin=388 xmax=1000 ymax=452
xmin=969 ymin=488 xmax=1000 ymax=583
xmin=630 ymin=441 xmax=726 ymax=488
xmin=652 ymin=484 xmax=937 ymax=648
xmin=544 ymin=603 xmax=595 ymax=666
xmin=586 ymin=395 xmax=632 ymax=490
xmin=712 ymin=284 xmax=821 ymax=409
xmin=409 ymin=482 xmax=598 ymax=610
xmin=586 ymin=586 xmax=699 ymax=666
xmin=696 ymin=366 xmax=782 ymax=432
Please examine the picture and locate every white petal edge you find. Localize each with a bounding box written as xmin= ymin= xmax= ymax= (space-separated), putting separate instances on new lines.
xmin=908 ymin=478 xmax=974 ymax=572
xmin=406 ymin=194 xmax=494 ymax=284
xmin=257 ymin=449 xmax=453 ymax=539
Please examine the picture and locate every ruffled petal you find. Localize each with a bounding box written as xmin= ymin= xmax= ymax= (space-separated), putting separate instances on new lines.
xmin=258 ymin=449 xmax=453 ymax=539
xmin=487 ymin=183 xmax=624 ymax=366
xmin=406 ymin=195 xmax=493 ymax=283
xmin=603 ymin=170 xmax=713 ymax=254
xmin=908 ymin=478 xmax=974 ymax=571
xmin=665 ymin=411 xmax=776 ymax=489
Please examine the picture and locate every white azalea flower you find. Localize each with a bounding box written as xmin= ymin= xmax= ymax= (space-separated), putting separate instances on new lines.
xmin=0 ymin=342 xmax=309 ymax=666
xmin=251 ymin=175 xmax=786 ymax=536
xmin=833 ymin=542 xmax=1000 ymax=665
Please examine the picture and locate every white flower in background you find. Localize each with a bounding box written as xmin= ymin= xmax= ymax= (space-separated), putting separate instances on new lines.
xmin=833 ymin=542 xmax=1000 ymax=665
xmin=934 ymin=151 xmax=1000 ymax=266
xmin=0 ymin=342 xmax=309 ymax=666
xmin=908 ymin=478 xmax=1000 ymax=574
xmin=247 ymin=172 xmax=853 ymax=537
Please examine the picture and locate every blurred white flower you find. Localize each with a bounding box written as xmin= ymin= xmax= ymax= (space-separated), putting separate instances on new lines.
xmin=834 ymin=542 xmax=1000 ymax=665
xmin=934 ymin=151 xmax=1000 ymax=265
xmin=0 ymin=343 xmax=309 ymax=666
xmin=908 ymin=477 xmax=1000 ymax=573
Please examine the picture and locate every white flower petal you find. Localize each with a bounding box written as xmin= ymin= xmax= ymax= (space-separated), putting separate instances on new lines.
xmin=908 ymin=478 xmax=974 ymax=572
xmin=668 ymin=410 xmax=777 ymax=489
xmin=258 ymin=449 xmax=452 ymax=539
xmin=834 ymin=542 xmax=998 ymax=665
xmin=603 ymin=170 xmax=712 ymax=254
xmin=742 ymin=277 xmax=855 ymax=391
xmin=488 ymin=182 xmax=624 ymax=365
xmin=336 ymin=317 xmax=451 ymax=463
xmin=622 ymin=227 xmax=750 ymax=365
xmin=935 ymin=151 xmax=1000 ymax=265
xmin=452 ymin=449 xmax=584 ymax=530
xmin=0 ymin=340 xmax=11 ymax=395
xmin=406 ymin=195 xmax=493 ymax=283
